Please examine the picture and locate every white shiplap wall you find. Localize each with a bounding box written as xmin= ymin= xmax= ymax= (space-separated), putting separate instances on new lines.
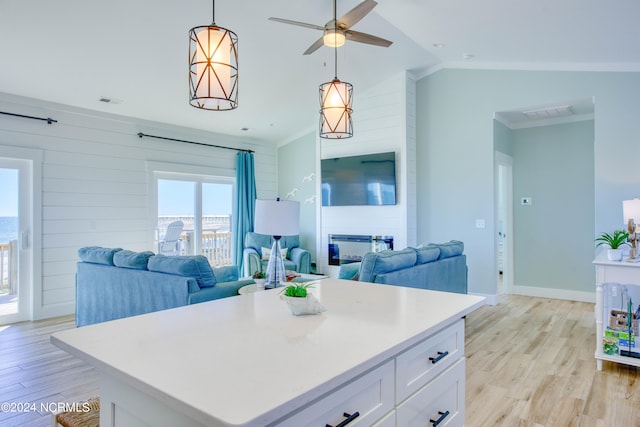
xmin=318 ymin=71 xmax=417 ymax=276
xmin=0 ymin=93 xmax=276 ymax=320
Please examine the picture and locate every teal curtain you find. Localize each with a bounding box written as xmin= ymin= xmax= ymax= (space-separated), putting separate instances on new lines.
xmin=233 ymin=151 xmax=256 ymax=274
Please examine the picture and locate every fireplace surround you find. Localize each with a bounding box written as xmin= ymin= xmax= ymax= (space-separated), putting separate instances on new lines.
xmin=328 ymin=234 xmax=394 ymax=266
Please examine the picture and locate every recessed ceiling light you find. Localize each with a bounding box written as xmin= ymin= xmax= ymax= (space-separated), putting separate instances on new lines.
xmin=462 ymin=53 xmax=475 ymax=60
xmin=432 ymin=43 xmax=445 ymax=48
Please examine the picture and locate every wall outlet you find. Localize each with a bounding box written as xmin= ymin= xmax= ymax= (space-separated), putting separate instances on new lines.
xmin=475 ymin=219 xmax=485 ymax=229
xmin=521 ymin=197 xmax=532 ymax=206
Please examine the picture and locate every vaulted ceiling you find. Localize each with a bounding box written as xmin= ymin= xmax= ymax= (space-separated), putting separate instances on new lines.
xmin=1 ymin=0 xmax=638 ymax=144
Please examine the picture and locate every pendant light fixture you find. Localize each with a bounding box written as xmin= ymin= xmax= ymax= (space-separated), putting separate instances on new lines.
xmin=319 ymin=0 xmax=353 ymax=139
xmin=189 ymin=0 xmax=238 ymax=111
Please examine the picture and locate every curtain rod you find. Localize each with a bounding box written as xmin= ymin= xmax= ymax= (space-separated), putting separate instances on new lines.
xmin=137 ymin=132 xmax=254 ymax=153
xmin=0 ymin=111 xmax=58 ymax=124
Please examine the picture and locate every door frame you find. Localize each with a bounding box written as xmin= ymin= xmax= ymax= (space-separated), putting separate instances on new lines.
xmin=0 ymin=145 xmax=42 ymax=324
xmin=495 ymin=151 xmax=514 ymax=295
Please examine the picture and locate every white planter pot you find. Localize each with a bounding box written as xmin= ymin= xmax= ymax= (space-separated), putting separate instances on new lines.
xmin=281 ymin=294 xmax=326 ymax=316
xmin=607 ymin=248 xmax=623 ymax=261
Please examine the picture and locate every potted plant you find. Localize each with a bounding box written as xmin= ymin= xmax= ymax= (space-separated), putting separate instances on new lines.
xmin=595 ymin=230 xmax=630 ymax=261
xmin=280 ymin=283 xmax=325 ymax=315
xmin=252 ymin=270 xmax=266 ymax=288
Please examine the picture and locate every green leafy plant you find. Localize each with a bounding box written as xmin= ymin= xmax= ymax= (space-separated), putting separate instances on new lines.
xmin=595 ymin=230 xmax=630 ymax=249
xmin=281 ymin=283 xmax=313 ymax=298
xmin=252 ymin=270 xmax=266 ymax=279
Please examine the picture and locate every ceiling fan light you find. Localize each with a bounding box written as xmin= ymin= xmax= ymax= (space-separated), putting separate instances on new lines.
xmin=319 ymin=78 xmax=353 ymax=139
xmin=323 ymin=30 xmax=346 ymax=48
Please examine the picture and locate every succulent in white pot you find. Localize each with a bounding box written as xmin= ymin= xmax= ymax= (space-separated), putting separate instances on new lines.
xmin=595 ymin=230 xmax=630 ymax=261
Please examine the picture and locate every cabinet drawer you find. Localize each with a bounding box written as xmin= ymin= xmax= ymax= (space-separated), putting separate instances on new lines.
xmin=275 ymin=360 xmax=394 ymax=427
xmin=396 ymin=358 xmax=465 ymax=427
xmin=396 ymin=319 xmax=464 ymax=403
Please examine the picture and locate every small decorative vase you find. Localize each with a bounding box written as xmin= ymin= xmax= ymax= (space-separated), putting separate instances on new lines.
xmin=254 ymin=278 xmax=266 ymax=289
xmin=607 ymin=249 xmax=623 ymax=261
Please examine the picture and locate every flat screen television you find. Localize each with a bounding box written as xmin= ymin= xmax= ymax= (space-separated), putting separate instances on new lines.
xmin=321 ymin=151 xmax=397 ymax=206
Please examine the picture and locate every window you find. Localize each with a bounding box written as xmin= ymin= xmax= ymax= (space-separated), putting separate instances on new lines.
xmin=155 ymin=173 xmax=234 ymax=266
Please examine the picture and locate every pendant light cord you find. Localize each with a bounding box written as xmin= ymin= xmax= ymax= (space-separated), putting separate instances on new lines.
xmin=212 ymin=0 xmax=216 ymax=24
xmin=333 ymin=0 xmax=338 ymax=79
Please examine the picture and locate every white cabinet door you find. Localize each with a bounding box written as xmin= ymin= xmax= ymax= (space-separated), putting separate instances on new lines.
xmin=275 ymin=361 xmax=394 ymax=427
xmin=396 ymin=320 xmax=464 ymax=403
xmin=396 ymin=359 xmax=465 ymax=427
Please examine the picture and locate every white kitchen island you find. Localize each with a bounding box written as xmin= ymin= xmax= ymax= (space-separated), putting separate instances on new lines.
xmin=52 ymin=278 xmax=485 ymax=427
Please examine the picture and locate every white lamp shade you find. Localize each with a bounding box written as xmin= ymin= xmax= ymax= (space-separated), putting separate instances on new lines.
xmin=254 ymin=199 xmax=300 ymax=236
xmin=623 ymin=199 xmax=640 ymax=224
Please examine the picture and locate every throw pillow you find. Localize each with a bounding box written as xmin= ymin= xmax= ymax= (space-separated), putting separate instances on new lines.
xmin=113 ymin=250 xmax=154 ymax=270
xmin=78 ymin=246 xmax=122 ymax=265
xmin=147 ymin=255 xmax=216 ymax=288
xmin=261 ymin=247 xmax=288 ymax=260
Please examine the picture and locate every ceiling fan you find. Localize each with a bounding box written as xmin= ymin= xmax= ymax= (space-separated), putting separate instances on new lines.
xmin=269 ymin=0 xmax=393 ymax=55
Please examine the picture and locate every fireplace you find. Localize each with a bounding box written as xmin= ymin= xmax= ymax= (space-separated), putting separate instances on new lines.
xmin=328 ymin=234 xmax=394 ymax=266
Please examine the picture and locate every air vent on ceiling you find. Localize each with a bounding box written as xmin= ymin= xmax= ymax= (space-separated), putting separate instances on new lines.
xmin=522 ymin=105 xmax=572 ymax=120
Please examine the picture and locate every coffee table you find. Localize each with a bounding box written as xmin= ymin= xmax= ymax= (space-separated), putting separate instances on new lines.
xmin=238 ymin=274 xmax=328 ymax=295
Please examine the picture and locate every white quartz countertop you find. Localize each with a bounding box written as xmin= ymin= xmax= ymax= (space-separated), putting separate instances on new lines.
xmin=51 ymin=278 xmax=485 ymax=426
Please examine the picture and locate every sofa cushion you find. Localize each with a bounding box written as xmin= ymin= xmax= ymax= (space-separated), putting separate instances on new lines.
xmin=147 ymin=255 xmax=216 ymax=288
xmin=113 ymin=250 xmax=154 ymax=270
xmin=427 ymin=240 xmax=464 ymax=259
xmin=78 ymin=246 xmax=122 ymax=266
xmin=359 ymin=248 xmax=417 ymax=282
xmin=338 ymin=262 xmax=360 ymax=280
xmin=414 ymin=246 xmax=440 ymax=264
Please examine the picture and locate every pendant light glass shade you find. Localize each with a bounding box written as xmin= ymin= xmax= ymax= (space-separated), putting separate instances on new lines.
xmin=319 ymin=78 xmax=353 ymax=139
xmin=189 ymin=4 xmax=238 ymax=111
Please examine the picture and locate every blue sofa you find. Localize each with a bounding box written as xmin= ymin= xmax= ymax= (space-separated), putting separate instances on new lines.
xmin=242 ymin=232 xmax=311 ymax=277
xmin=338 ymin=241 xmax=467 ymax=294
xmin=75 ymin=247 xmax=253 ymax=326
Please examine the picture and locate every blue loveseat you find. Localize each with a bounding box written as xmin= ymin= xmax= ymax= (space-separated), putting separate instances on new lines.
xmin=242 ymin=232 xmax=311 ymax=277
xmin=75 ymin=247 xmax=253 ymax=326
xmin=338 ymin=240 xmax=468 ymax=294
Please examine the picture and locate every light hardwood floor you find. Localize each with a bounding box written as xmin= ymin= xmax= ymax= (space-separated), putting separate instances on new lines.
xmin=1 ymin=295 xmax=639 ymax=427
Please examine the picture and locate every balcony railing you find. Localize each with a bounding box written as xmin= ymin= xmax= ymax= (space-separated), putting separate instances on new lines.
xmin=0 ymin=240 xmax=17 ymax=294
xmin=200 ymin=231 xmax=233 ymax=267
xmin=156 ymin=231 xmax=233 ymax=267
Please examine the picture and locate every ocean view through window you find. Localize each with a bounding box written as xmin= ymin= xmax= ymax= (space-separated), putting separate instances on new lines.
xmin=156 ymin=178 xmax=234 ymax=266
xmin=0 ymin=166 xmax=19 ymax=317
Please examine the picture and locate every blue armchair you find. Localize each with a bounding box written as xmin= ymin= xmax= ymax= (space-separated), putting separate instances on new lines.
xmin=243 ymin=232 xmax=311 ymax=277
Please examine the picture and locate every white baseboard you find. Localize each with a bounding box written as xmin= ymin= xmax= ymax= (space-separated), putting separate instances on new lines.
xmin=512 ymin=285 xmax=595 ymax=303
xmin=33 ymin=302 xmax=75 ymax=321
xmin=469 ymin=292 xmax=498 ymax=306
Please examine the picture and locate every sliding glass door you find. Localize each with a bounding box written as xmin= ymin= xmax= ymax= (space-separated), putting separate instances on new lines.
xmin=0 ymin=159 xmax=32 ymax=324
xmin=156 ymin=175 xmax=234 ymax=266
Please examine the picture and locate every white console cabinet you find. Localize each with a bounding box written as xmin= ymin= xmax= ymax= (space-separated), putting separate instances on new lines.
xmin=52 ymin=279 xmax=484 ymax=427
xmin=593 ymin=253 xmax=640 ymax=370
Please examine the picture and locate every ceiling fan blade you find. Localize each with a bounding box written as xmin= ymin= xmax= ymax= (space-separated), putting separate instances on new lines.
xmin=268 ymin=17 xmax=325 ymax=31
xmin=346 ymin=30 xmax=393 ymax=47
xmin=338 ymin=0 xmax=377 ymax=29
xmin=303 ymin=37 xmax=325 ymax=55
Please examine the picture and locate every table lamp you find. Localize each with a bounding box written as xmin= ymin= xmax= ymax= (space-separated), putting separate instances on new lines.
xmin=254 ymin=198 xmax=300 ymax=288
xmin=623 ymin=198 xmax=640 ymax=262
